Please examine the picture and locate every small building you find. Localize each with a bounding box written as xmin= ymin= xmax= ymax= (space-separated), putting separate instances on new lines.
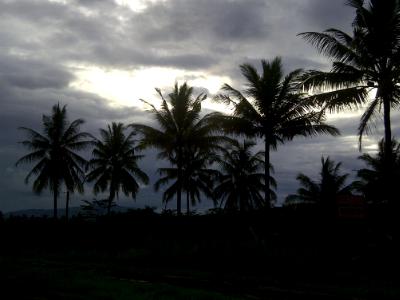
xmin=336 ymin=195 xmax=367 ymax=219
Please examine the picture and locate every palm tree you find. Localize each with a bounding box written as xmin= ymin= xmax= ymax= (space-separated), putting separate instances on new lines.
xmin=16 ymin=104 xmax=92 ymax=219
xmin=131 ymin=83 xmax=225 ymax=215
xmin=214 ymin=140 xmax=275 ymax=212
xmin=285 ymin=157 xmax=354 ymax=211
xmin=86 ymin=122 xmax=149 ymax=215
xmin=299 ymin=0 xmax=400 ymax=159
xmin=354 ymin=139 xmax=400 ymax=206
xmin=154 ymin=148 xmax=219 ymax=215
xmin=215 ymin=57 xmax=339 ymax=207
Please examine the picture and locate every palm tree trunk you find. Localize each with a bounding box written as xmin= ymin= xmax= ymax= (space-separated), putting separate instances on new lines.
xmin=383 ymin=96 xmax=392 ymax=160
xmin=186 ymin=190 xmax=190 ymax=215
xmin=177 ymin=172 xmax=182 ymax=215
xmin=65 ymin=190 xmax=70 ymax=222
xmin=107 ymin=188 xmax=115 ymax=216
xmin=383 ymin=96 xmax=392 ymax=204
xmin=264 ymin=138 xmax=271 ymax=208
xmin=177 ymin=147 xmax=182 ymax=215
xmin=239 ymin=190 xmax=244 ymax=213
xmin=53 ymin=185 xmax=58 ymax=219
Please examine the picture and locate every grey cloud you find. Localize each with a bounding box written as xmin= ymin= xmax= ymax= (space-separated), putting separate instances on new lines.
xmin=0 ymin=54 xmax=73 ymax=90
xmin=282 ymin=56 xmax=327 ymax=73
xmin=301 ymin=0 xmax=354 ymax=32
xmin=227 ymin=55 xmax=326 ymax=79
xmin=134 ymin=0 xmax=268 ymax=42
xmin=0 ymin=0 xmax=270 ymax=72
xmin=0 ymin=0 xmax=353 ymax=77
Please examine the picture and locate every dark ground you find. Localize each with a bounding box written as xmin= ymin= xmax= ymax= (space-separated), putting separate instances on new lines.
xmin=1 ymin=208 xmax=399 ymax=299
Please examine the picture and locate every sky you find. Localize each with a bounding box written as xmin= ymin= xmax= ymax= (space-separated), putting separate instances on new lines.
xmin=1 ymin=0 xmax=399 ymax=213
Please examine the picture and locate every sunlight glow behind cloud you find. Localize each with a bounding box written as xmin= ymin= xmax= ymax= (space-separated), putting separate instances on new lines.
xmin=115 ymin=0 xmax=167 ymax=12
xmin=70 ymin=65 xmax=232 ymax=112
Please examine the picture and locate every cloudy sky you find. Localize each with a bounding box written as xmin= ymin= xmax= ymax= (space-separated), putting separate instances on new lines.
xmin=1 ymin=0 xmax=398 ymax=213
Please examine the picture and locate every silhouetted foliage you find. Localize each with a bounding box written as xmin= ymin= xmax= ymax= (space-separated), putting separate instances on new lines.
xmin=155 ymin=148 xmax=220 ymax=214
xmin=354 ymin=139 xmax=400 ymax=207
xmin=300 ymin=0 xmax=400 ymax=157
xmin=214 ymin=140 xmax=275 ymax=212
xmin=86 ymin=122 xmax=149 ymax=215
xmin=215 ymin=57 xmax=339 ymax=207
xmin=131 ymin=83 xmax=226 ymax=214
xmin=285 ymin=157 xmax=354 ymax=212
xmin=161 ymin=208 xmax=178 ymax=216
xmin=80 ymin=198 xmax=112 ymax=219
xmin=16 ymin=104 xmax=92 ymax=218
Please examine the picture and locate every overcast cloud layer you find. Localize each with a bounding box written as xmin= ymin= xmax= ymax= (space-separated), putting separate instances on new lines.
xmin=0 ymin=0 xmax=398 ymax=213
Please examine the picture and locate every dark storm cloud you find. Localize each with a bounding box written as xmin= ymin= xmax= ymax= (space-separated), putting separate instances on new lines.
xmin=302 ymin=0 xmax=354 ymax=31
xmin=133 ymin=0 xmax=269 ymax=43
xmin=0 ymin=0 xmax=353 ymax=76
xmin=0 ymin=54 xmax=73 ymax=90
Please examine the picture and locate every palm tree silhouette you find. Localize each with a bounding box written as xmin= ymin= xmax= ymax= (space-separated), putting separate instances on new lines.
xmin=355 ymin=139 xmax=400 ymax=206
xmin=285 ymin=157 xmax=354 ymax=211
xmin=131 ymin=83 xmax=225 ymax=215
xmin=86 ymin=122 xmax=149 ymax=215
xmin=16 ymin=104 xmax=92 ymax=219
xmin=299 ymin=0 xmax=400 ymax=158
xmin=214 ymin=140 xmax=275 ymax=212
xmin=215 ymin=57 xmax=338 ymax=207
xmin=154 ymin=148 xmax=219 ymax=215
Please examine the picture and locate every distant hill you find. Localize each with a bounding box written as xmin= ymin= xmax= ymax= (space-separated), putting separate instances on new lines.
xmin=4 ymin=206 xmax=131 ymax=218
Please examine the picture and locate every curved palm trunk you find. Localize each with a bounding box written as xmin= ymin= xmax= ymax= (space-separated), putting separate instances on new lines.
xmin=264 ymin=138 xmax=271 ymax=208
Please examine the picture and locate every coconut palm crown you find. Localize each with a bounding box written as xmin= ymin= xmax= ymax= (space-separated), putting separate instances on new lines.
xmin=86 ymin=122 xmax=149 ymax=215
xmin=299 ymin=0 xmax=400 ymax=156
xmin=285 ymin=157 xmax=354 ymax=209
xmin=215 ymin=57 xmax=339 ymax=207
xmin=214 ymin=140 xmax=275 ymax=212
xmin=131 ymin=82 xmax=226 ymax=214
xmin=154 ymin=148 xmax=219 ymax=214
xmin=16 ymin=104 xmax=92 ymax=218
xmin=354 ymin=139 xmax=400 ymax=206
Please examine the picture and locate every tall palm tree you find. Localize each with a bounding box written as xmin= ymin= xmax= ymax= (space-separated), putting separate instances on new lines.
xmin=214 ymin=140 xmax=275 ymax=212
xmin=354 ymin=139 xmax=400 ymax=206
xmin=285 ymin=157 xmax=354 ymax=211
xmin=16 ymin=104 xmax=92 ymax=219
xmin=86 ymin=122 xmax=149 ymax=215
xmin=131 ymin=83 xmax=225 ymax=215
xmin=154 ymin=148 xmax=219 ymax=214
xmin=216 ymin=57 xmax=338 ymax=206
xmin=299 ymin=0 xmax=400 ymax=158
